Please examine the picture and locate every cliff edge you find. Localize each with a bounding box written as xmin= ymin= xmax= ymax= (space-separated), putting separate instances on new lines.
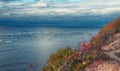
xmin=43 ymin=17 xmax=120 ymax=71
xmin=86 ymin=17 xmax=120 ymax=71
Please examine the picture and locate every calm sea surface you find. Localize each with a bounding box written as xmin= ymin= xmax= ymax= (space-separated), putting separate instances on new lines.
xmin=0 ymin=27 xmax=100 ymax=71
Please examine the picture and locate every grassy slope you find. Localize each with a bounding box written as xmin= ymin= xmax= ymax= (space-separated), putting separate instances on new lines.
xmin=42 ymin=17 xmax=120 ymax=71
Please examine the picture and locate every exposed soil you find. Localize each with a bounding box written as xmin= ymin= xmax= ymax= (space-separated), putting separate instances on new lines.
xmin=86 ymin=60 xmax=120 ymax=71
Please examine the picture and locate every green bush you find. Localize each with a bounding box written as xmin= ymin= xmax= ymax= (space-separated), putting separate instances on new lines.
xmin=43 ymin=47 xmax=73 ymax=71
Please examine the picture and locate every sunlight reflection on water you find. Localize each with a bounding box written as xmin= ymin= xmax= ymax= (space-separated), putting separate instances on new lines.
xmin=0 ymin=28 xmax=100 ymax=71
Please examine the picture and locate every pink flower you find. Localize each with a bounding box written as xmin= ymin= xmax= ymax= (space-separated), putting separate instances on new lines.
xmin=81 ymin=41 xmax=91 ymax=53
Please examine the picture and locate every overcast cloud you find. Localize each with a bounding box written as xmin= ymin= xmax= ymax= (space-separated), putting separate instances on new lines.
xmin=0 ymin=0 xmax=120 ymax=27
xmin=0 ymin=0 xmax=120 ymax=17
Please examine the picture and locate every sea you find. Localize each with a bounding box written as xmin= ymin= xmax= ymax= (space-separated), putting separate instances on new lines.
xmin=0 ymin=27 xmax=100 ymax=71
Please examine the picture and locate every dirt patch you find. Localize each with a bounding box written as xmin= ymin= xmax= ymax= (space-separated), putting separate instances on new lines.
xmin=115 ymin=52 xmax=120 ymax=58
xmin=85 ymin=60 xmax=120 ymax=71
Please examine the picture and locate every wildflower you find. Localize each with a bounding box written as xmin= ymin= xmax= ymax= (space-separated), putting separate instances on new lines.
xmin=81 ymin=41 xmax=91 ymax=53
xmin=82 ymin=61 xmax=86 ymax=65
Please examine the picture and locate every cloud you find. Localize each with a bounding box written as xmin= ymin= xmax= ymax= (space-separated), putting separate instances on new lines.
xmin=0 ymin=0 xmax=17 ymax=2
xmin=0 ymin=0 xmax=40 ymax=2
xmin=0 ymin=0 xmax=81 ymax=3
xmin=30 ymin=2 xmax=47 ymax=7
xmin=0 ymin=0 xmax=120 ymax=27
xmin=0 ymin=0 xmax=120 ymax=17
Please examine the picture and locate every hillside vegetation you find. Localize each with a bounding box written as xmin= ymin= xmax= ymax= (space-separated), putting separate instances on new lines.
xmin=42 ymin=17 xmax=120 ymax=71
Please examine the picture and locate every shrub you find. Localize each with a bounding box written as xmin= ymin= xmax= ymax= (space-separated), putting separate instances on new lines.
xmin=42 ymin=47 xmax=73 ymax=71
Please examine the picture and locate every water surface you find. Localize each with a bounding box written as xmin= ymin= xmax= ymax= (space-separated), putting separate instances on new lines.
xmin=0 ymin=27 xmax=100 ymax=71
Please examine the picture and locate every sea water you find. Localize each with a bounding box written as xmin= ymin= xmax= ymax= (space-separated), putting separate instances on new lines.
xmin=0 ymin=27 xmax=100 ymax=71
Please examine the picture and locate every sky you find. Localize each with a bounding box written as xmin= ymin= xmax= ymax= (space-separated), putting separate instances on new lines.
xmin=0 ymin=0 xmax=120 ymax=27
